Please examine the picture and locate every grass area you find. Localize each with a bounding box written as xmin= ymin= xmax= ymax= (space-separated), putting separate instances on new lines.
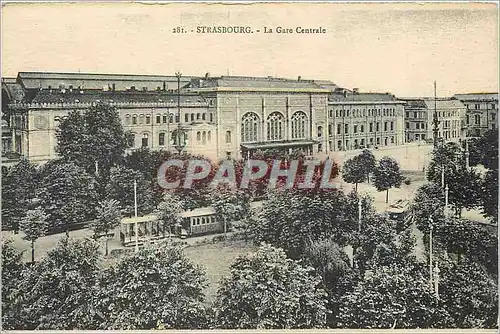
xmin=183 ymin=239 xmax=257 ymax=304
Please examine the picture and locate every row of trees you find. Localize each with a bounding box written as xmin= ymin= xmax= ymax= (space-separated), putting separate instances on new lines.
xmin=3 ymin=231 xmax=496 ymax=330
xmin=342 ymin=149 xmax=405 ymax=203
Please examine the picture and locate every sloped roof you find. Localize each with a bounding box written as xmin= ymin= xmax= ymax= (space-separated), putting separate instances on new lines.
xmin=30 ymin=90 xmax=207 ymax=105
xmin=423 ymin=99 xmax=465 ymax=109
xmin=196 ymin=76 xmax=330 ymax=90
xmin=329 ymin=92 xmax=398 ymax=102
xmin=2 ymin=81 xmax=26 ymax=102
xmin=453 ymin=93 xmax=498 ymax=102
xmin=398 ymin=98 xmax=427 ymax=108
xmin=17 ymin=72 xmax=193 ymax=91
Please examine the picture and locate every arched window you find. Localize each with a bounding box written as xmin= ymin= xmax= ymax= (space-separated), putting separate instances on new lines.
xmin=158 ymin=133 xmax=165 ymax=146
xmin=202 ymin=113 xmax=206 ymax=121
xmin=241 ymin=112 xmax=260 ymax=142
xmin=267 ymin=112 xmax=284 ymax=141
xmin=185 ymin=114 xmax=189 ymax=122
xmin=291 ymin=111 xmax=307 ymax=139
xmin=202 ymin=131 xmax=207 ymax=144
xmin=196 ymin=131 xmax=201 ymax=142
xmin=125 ymin=114 xmax=131 ymax=125
xmin=197 ymin=113 xmax=201 ymax=120
xmin=142 ymin=133 xmax=149 ymax=147
xmin=207 ymin=131 xmax=211 ymax=141
xmin=317 ymin=126 xmax=323 ymax=138
xmin=191 ymin=113 xmax=195 ymax=122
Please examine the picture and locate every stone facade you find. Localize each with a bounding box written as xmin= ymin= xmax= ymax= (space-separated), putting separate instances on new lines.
xmin=453 ymin=93 xmax=498 ymax=137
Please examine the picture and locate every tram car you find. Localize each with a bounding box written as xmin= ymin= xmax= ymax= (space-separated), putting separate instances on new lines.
xmin=386 ymin=199 xmax=412 ymax=231
xmin=177 ymin=207 xmax=224 ymax=238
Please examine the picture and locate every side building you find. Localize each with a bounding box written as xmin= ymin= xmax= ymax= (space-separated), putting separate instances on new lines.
xmin=400 ymin=97 xmax=467 ymax=144
xmin=453 ymin=93 xmax=498 ymax=137
xmin=327 ymin=89 xmax=406 ymax=151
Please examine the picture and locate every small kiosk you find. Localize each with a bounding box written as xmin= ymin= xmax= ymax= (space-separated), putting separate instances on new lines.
xmin=120 ymin=214 xmax=165 ymax=247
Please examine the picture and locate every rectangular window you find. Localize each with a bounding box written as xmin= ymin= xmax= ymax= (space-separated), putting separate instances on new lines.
xmin=185 ymin=114 xmax=189 ymax=122
xmin=405 ymin=111 xmax=409 ymax=118
xmin=376 ymin=122 xmax=380 ymax=132
xmin=384 ymin=122 xmax=388 ymax=132
xmin=132 ymin=116 xmax=137 ymax=125
xmin=344 ymin=124 xmax=349 ymax=134
xmin=226 ymin=131 xmax=231 ymax=144
xmin=353 ymin=125 xmax=358 ymax=133
xmin=156 ymin=115 xmax=161 ymax=124
xmin=475 ymin=104 xmax=480 ymax=109
xmin=163 ymin=115 xmax=167 ymax=123
xmin=492 ymin=103 xmax=496 ymax=109
xmin=146 ymin=115 xmax=151 ymax=124
xmin=369 ymin=123 xmax=373 ymax=132
xmin=413 ymin=112 xmax=417 ymax=118
xmin=158 ymin=133 xmax=165 ymax=146
xmin=337 ymin=124 xmax=341 ymax=134
xmin=406 ymin=122 xmax=409 ymax=129
xmin=360 ymin=125 xmax=364 ymax=133
xmin=475 ymin=114 xmax=481 ymax=125
xmin=390 ymin=122 xmax=394 ymax=131
xmin=491 ymin=113 xmax=496 ymax=121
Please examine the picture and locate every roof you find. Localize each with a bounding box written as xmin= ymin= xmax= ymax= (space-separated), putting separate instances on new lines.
xmin=423 ymin=99 xmax=466 ymax=110
xmin=2 ymin=82 xmax=26 ymax=102
xmin=180 ymin=206 xmax=215 ymax=217
xmin=121 ymin=214 xmax=159 ymax=224
xmin=29 ymin=90 xmax=208 ymax=105
xmin=17 ymin=71 xmax=194 ymax=91
xmin=194 ymin=76 xmax=332 ymax=91
xmin=453 ymin=93 xmax=498 ymax=102
xmin=399 ymin=99 xmax=427 ymax=108
xmin=329 ymin=92 xmax=398 ymax=102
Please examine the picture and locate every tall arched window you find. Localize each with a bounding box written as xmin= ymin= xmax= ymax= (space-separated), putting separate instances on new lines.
xmin=291 ymin=111 xmax=307 ymax=139
xmin=241 ymin=112 xmax=260 ymax=142
xmin=267 ymin=112 xmax=284 ymax=141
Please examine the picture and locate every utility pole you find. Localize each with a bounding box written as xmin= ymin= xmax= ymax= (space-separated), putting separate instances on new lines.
xmin=441 ymin=167 xmax=445 ymax=188
xmin=134 ymin=179 xmax=139 ymax=253
xmin=434 ymin=260 xmax=440 ymax=299
xmin=432 ymin=81 xmax=440 ymax=148
xmin=428 ymin=217 xmax=433 ymax=289
xmin=465 ymin=136 xmax=470 ymax=169
xmin=95 ymin=161 xmax=99 ymax=176
xmin=444 ymin=184 xmax=449 ymax=218
xmin=358 ymin=197 xmax=362 ymax=233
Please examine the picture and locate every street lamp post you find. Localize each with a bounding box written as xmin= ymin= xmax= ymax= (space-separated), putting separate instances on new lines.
xmin=444 ymin=184 xmax=449 ymax=218
xmin=428 ymin=217 xmax=433 ymax=289
xmin=358 ymin=197 xmax=362 ymax=233
xmin=173 ymin=71 xmax=187 ymax=154
xmin=134 ymin=179 xmax=139 ymax=253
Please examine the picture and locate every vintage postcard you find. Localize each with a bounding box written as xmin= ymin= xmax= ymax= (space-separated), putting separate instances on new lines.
xmin=1 ymin=1 xmax=498 ymax=332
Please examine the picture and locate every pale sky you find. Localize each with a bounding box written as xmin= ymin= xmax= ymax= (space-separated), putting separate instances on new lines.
xmin=1 ymin=2 xmax=498 ymax=97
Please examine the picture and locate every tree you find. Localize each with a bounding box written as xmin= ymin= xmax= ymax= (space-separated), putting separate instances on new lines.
xmin=8 ymin=238 xmax=101 ymax=330
xmin=89 ymin=199 xmax=121 ymax=256
xmin=303 ymin=238 xmax=358 ymax=327
xmin=251 ymin=189 xmax=359 ymax=259
xmin=211 ymin=185 xmax=251 ymax=237
xmin=342 ymin=155 xmax=366 ymax=192
xmin=1 ymin=239 xmax=26 ymax=329
xmin=411 ymin=183 xmax=445 ymax=233
xmin=38 ymin=162 xmax=98 ymax=233
xmin=439 ymin=259 xmax=498 ymax=328
xmin=19 ymin=208 xmax=49 ymax=263
xmin=358 ymin=149 xmax=376 ymax=183
xmin=337 ymin=263 xmax=453 ymax=329
xmin=55 ymin=102 xmax=133 ymax=177
xmin=446 ymin=165 xmax=482 ymax=217
xmin=373 ymin=156 xmax=404 ymax=203
xmin=106 ymin=166 xmax=154 ymax=217
xmin=427 ymin=142 xmax=464 ymax=185
xmin=481 ymin=170 xmax=498 ymax=223
xmin=1 ymin=158 xmax=38 ymax=232
xmin=89 ymin=244 xmax=208 ymax=329
xmin=154 ymin=193 xmax=185 ymax=237
xmin=213 ymin=244 xmax=328 ymax=329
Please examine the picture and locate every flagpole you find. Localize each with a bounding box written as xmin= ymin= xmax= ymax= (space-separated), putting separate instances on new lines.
xmin=134 ymin=179 xmax=139 ymax=253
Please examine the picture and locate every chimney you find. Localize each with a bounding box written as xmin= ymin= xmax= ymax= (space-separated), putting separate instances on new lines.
xmin=298 ymin=76 xmax=301 ymax=81
xmin=343 ymin=90 xmax=347 ymax=98
xmin=163 ymin=81 xmax=166 ymax=91
xmin=112 ymin=83 xmax=116 ymax=92
xmin=353 ymin=88 xmax=359 ymax=94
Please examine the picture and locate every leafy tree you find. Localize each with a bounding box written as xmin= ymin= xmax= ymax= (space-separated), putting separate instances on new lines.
xmin=55 ymin=102 xmax=133 ymax=177
xmin=427 ymin=142 xmax=464 ymax=185
xmin=38 ymin=162 xmax=98 ymax=233
xmin=106 ymin=165 xmax=154 ymax=217
xmin=373 ymin=156 xmax=404 ymax=203
xmin=211 ymin=184 xmax=251 ymax=237
xmin=1 ymin=158 xmax=38 ymax=232
xmin=89 ymin=244 xmax=208 ymax=329
xmin=213 ymin=244 xmax=328 ymax=329
xmin=337 ymin=263 xmax=453 ymax=329
xmin=467 ymin=129 xmax=498 ymax=170
xmin=439 ymin=259 xmax=498 ymax=328
xmin=1 ymin=239 xmax=26 ymax=329
xmin=252 ymin=189 xmax=360 ymax=259
xmin=303 ymin=238 xmax=358 ymax=327
xmin=19 ymin=207 xmax=49 ymax=263
xmin=342 ymin=155 xmax=365 ymax=191
xmin=89 ymin=199 xmax=121 ymax=256
xmin=481 ymin=170 xmax=498 ymax=223
xmin=8 ymin=238 xmax=101 ymax=330
xmin=154 ymin=193 xmax=185 ymax=237
xmin=446 ymin=165 xmax=482 ymax=217
xmin=411 ymin=183 xmax=445 ymax=234
xmin=358 ymin=149 xmax=376 ymax=183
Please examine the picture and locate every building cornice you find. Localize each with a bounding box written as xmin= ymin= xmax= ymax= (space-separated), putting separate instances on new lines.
xmin=7 ymin=101 xmax=209 ymax=110
xmin=191 ymin=87 xmax=330 ymax=94
xmin=328 ymin=101 xmax=406 ymax=105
